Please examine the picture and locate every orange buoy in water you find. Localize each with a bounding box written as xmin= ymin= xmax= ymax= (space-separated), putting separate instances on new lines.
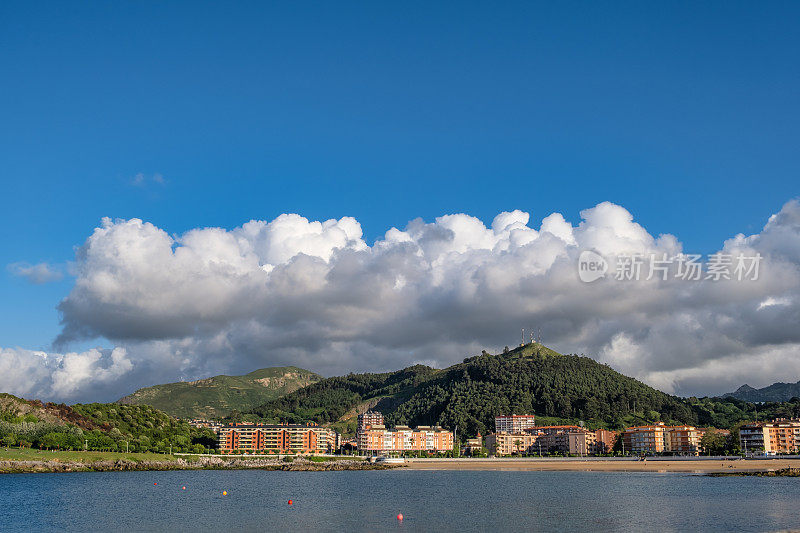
xmin=288 ymin=500 xmax=293 ymax=505
xmin=153 ymin=482 xmax=157 ymax=486
xmin=182 ymin=486 xmax=186 ymax=490
xmin=397 ymin=514 xmax=403 ymax=521
xmin=222 ymin=491 xmax=227 ymax=496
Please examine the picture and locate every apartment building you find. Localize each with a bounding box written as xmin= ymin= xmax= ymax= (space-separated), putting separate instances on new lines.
xmin=357 ymin=424 xmax=454 ymax=453
xmin=357 ymin=411 xmax=384 ymax=432
xmin=218 ymin=423 xmax=338 ymax=454
xmin=495 ymin=414 xmax=536 ymax=433
xmin=622 ymin=423 xmax=667 ymax=454
xmin=595 ymin=429 xmax=617 ymax=454
xmin=621 ymin=423 xmax=704 ymax=455
xmin=484 ymin=431 xmax=540 ymax=456
xmin=739 ymin=419 xmax=800 ymax=454
xmin=485 ymin=426 xmax=610 ymax=456
xmin=665 ymin=425 xmax=705 ymax=454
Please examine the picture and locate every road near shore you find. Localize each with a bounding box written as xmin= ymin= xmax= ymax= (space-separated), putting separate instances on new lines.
xmin=404 ymin=457 xmax=800 ymax=473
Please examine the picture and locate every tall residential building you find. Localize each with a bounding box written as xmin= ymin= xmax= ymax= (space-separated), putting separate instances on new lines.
xmin=218 ymin=423 xmax=338 ymax=454
xmin=357 ymin=411 xmax=384 ymax=432
xmin=621 ymin=422 xmax=704 ymax=455
xmin=739 ymin=419 xmax=800 ymax=454
xmin=495 ymin=414 xmax=536 ymax=433
xmin=595 ymin=429 xmax=618 ymax=454
xmin=357 ymin=424 xmax=454 ymax=453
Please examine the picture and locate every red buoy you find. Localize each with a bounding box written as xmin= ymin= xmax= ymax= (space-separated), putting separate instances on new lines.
xmin=153 ymin=482 xmax=157 ymax=486
xmin=182 ymin=486 xmax=186 ymax=490
xmin=288 ymin=500 xmax=293 ymax=505
xmin=397 ymin=514 xmax=403 ymax=521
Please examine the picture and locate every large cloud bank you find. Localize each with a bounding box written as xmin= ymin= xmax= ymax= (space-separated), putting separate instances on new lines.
xmin=3 ymin=200 xmax=800 ymax=402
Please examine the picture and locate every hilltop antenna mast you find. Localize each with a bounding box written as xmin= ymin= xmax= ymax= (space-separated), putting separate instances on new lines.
xmin=521 ymin=328 xmax=525 ymax=346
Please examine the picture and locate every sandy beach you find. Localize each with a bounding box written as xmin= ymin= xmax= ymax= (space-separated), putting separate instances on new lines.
xmin=404 ymin=457 xmax=800 ymax=473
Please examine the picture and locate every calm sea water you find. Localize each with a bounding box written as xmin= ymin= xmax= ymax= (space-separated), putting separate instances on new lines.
xmin=1 ymin=470 xmax=798 ymax=532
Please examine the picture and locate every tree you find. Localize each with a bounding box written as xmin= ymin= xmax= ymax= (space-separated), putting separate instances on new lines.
xmin=700 ymin=429 xmax=727 ymax=455
xmin=39 ymin=432 xmax=66 ymax=450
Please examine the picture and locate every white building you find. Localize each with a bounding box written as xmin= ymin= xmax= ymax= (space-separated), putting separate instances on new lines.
xmin=495 ymin=414 xmax=536 ymax=433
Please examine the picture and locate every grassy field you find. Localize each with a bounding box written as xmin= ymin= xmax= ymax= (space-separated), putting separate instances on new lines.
xmin=0 ymin=447 xmax=189 ymax=463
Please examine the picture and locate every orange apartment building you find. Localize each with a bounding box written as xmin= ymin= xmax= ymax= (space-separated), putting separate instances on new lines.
xmin=621 ymin=422 xmax=704 ymax=455
xmin=355 ymin=410 xmax=454 ymax=454
xmin=739 ymin=419 xmax=800 ymax=454
xmin=595 ymin=429 xmax=617 ymax=453
xmin=357 ymin=424 xmax=454 ymax=453
xmin=622 ymin=423 xmax=666 ymax=454
xmin=218 ymin=423 xmax=338 ymax=454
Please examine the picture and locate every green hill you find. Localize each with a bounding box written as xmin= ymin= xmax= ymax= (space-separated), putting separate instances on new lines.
xmin=243 ymin=344 xmax=698 ymax=436
xmin=118 ymin=366 xmax=321 ymax=419
xmin=242 ymin=344 xmax=800 ymax=437
xmin=1 ymin=393 xmax=216 ymax=453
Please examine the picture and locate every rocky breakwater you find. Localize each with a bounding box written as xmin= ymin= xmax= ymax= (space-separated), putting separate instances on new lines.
xmin=0 ymin=455 xmax=399 ymax=474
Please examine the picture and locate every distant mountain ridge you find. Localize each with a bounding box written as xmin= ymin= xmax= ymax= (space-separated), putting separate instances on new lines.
xmin=723 ymin=381 xmax=800 ymax=402
xmin=118 ymin=366 xmax=321 ymax=419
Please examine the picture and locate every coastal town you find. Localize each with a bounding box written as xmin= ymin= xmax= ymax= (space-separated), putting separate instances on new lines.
xmin=206 ymin=412 xmax=800 ymax=458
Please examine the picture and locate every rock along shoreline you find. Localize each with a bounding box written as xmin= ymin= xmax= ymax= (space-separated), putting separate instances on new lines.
xmin=708 ymin=467 xmax=800 ymax=477
xmin=0 ymin=456 xmax=400 ymax=474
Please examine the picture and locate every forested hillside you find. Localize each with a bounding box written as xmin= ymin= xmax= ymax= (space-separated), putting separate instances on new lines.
xmin=685 ymin=395 xmax=800 ymax=428
xmin=244 ymin=344 xmax=695 ymax=436
xmin=243 ymin=344 xmax=800 ymax=437
xmin=118 ymin=366 xmax=321 ymax=419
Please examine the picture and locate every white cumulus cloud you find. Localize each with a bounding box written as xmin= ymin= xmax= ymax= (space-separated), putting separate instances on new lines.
xmin=0 ymin=346 xmax=133 ymax=401
xmin=2 ymin=199 xmax=800 ymax=402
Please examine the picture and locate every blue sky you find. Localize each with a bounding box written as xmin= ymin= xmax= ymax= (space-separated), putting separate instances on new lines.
xmin=1 ymin=2 xmax=798 ymax=357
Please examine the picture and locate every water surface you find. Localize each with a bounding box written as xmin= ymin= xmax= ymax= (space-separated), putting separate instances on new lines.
xmin=1 ymin=470 xmax=797 ymax=532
